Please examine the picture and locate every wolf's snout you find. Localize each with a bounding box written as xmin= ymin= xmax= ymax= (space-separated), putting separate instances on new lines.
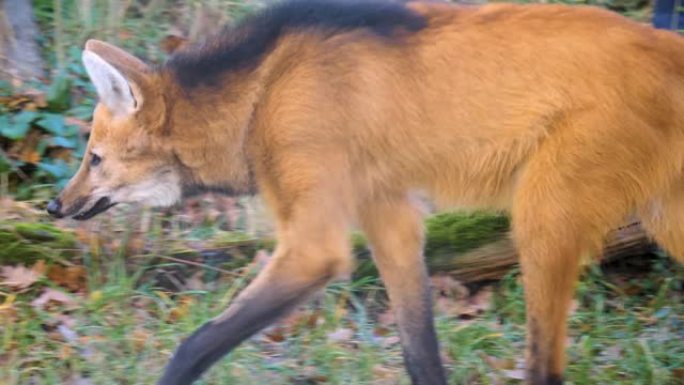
xmin=46 ymin=198 xmax=64 ymax=218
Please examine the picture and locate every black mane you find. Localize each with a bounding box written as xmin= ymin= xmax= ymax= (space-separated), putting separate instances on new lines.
xmin=166 ymin=0 xmax=427 ymax=89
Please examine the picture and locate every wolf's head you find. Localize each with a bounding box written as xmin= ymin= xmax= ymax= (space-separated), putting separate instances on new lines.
xmin=46 ymin=40 xmax=183 ymax=220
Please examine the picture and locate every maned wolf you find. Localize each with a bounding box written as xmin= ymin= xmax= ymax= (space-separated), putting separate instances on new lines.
xmin=46 ymin=1 xmax=684 ymax=384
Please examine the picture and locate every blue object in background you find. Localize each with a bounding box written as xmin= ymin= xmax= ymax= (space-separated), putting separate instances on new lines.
xmin=653 ymin=0 xmax=684 ymax=30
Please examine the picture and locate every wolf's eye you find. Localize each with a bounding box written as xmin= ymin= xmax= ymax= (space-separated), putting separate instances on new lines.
xmin=90 ymin=153 xmax=102 ymax=167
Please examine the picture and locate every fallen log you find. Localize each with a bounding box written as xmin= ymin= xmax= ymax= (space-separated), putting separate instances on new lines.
xmin=353 ymin=214 xmax=654 ymax=283
xmin=0 ymin=212 xmax=654 ymax=284
xmin=428 ymin=221 xmax=653 ymax=283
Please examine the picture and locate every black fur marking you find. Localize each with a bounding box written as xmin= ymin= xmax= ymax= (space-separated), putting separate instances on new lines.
xmin=157 ymin=279 xmax=325 ymax=385
xmin=395 ymin=281 xmax=448 ymax=385
xmin=63 ymin=196 xmax=88 ymax=217
xmin=166 ymin=0 xmax=427 ymax=89
xmin=181 ymin=183 xmax=257 ymax=198
xmin=529 ymin=319 xmax=540 ymax=358
xmin=171 ymin=149 xmax=258 ymax=198
xmin=72 ymin=197 xmax=116 ymax=221
xmin=529 ymin=373 xmax=564 ymax=385
xmin=525 ymin=320 xmax=564 ymax=384
xmin=157 ymin=298 xmax=299 ymax=385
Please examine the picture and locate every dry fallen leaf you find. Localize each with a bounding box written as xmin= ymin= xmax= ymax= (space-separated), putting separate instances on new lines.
xmin=378 ymin=335 xmax=401 ymax=348
xmin=64 ymin=117 xmax=91 ymax=134
xmin=58 ymin=323 xmax=79 ymax=344
xmin=166 ymin=295 xmax=194 ymax=323
xmin=185 ymin=271 xmax=205 ymax=291
xmin=291 ymin=366 xmax=329 ymax=384
xmin=378 ymin=308 xmax=396 ymax=327
xmin=55 ymin=313 xmax=77 ymax=329
xmin=33 ymin=260 xmax=47 ymax=275
xmin=160 ymin=34 xmax=189 ymax=55
xmin=1 ymin=263 xmax=43 ymax=289
xmin=434 ymin=296 xmax=464 ymax=318
xmin=19 ymin=150 xmax=41 ymax=164
xmin=11 ymin=129 xmax=42 ymax=164
xmin=673 ymin=368 xmax=684 ymax=382
xmin=24 ymin=89 xmax=47 ymax=108
xmin=31 ymin=288 xmax=77 ymax=310
xmin=131 ymin=328 xmax=152 ymax=352
xmin=47 ymin=264 xmax=87 ymax=292
xmin=502 ymin=369 xmax=526 ymax=380
xmin=326 ymin=327 xmax=355 ymax=343
xmin=263 ymin=308 xmax=309 ymax=342
xmin=372 ymin=365 xmax=402 ymax=385
xmin=263 ymin=325 xmax=287 ymax=343
xmin=0 ymin=294 xmax=17 ymax=322
xmin=457 ymin=286 xmax=493 ymax=318
xmin=66 ymin=375 xmax=93 ymax=385
xmin=431 ymin=275 xmax=469 ymax=299
xmin=484 ymin=355 xmax=516 ymax=370
xmin=60 ymin=344 xmax=75 ymax=360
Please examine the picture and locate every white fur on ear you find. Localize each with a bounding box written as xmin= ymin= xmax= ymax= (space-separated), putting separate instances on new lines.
xmin=82 ymin=50 xmax=136 ymax=117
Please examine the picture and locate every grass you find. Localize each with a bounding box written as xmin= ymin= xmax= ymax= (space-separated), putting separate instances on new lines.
xmin=1 ymin=240 xmax=682 ymax=385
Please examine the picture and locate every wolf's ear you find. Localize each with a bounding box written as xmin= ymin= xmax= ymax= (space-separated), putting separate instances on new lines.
xmin=82 ymin=40 xmax=151 ymax=117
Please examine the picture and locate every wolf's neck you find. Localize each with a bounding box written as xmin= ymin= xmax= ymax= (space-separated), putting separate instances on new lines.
xmin=166 ymin=70 xmax=265 ymax=195
xmin=165 ymin=36 xmax=298 ymax=195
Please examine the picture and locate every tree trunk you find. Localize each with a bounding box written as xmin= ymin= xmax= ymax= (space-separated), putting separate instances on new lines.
xmin=0 ymin=0 xmax=44 ymax=81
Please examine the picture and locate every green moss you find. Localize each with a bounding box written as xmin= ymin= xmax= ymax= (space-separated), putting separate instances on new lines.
xmin=210 ymin=231 xmax=256 ymax=247
xmin=353 ymin=211 xmax=510 ymax=278
xmin=0 ymin=221 xmax=78 ymax=264
xmin=424 ymin=212 xmax=509 ymax=257
xmin=0 ymin=212 xmax=509 ymax=274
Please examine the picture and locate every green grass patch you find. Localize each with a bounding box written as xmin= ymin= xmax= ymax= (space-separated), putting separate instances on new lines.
xmin=1 ymin=252 xmax=682 ymax=385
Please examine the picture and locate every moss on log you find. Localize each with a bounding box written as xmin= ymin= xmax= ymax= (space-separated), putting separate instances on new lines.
xmin=0 ymin=221 xmax=78 ymax=264
xmin=353 ymin=214 xmax=652 ymax=282
xmin=353 ymin=212 xmax=511 ymax=279
xmin=0 ymin=212 xmax=652 ymax=284
xmin=424 ymin=212 xmax=510 ymax=270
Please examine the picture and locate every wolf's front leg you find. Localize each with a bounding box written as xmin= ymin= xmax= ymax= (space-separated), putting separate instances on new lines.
xmin=157 ymin=204 xmax=352 ymax=385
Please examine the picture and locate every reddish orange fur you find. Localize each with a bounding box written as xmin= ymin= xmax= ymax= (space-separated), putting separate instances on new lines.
xmin=53 ymin=3 xmax=684 ymax=385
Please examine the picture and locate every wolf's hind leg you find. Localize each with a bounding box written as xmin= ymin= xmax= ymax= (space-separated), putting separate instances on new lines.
xmin=359 ymin=196 xmax=448 ymax=385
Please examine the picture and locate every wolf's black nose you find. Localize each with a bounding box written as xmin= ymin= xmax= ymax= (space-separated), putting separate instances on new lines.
xmin=46 ymin=199 xmax=63 ymax=218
